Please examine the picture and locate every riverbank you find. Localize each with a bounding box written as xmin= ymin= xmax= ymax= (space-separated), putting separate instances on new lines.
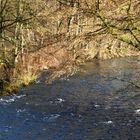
xmin=2 ymin=48 xmax=139 ymax=95
xmin=0 ymin=46 xmax=140 ymax=96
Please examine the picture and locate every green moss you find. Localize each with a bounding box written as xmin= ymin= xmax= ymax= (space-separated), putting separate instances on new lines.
xmin=120 ymin=36 xmax=132 ymax=44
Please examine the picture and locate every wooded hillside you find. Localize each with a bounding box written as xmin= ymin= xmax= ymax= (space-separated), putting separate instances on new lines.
xmin=0 ymin=0 xmax=140 ymax=94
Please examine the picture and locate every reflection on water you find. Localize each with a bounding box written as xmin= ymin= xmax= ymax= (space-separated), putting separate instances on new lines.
xmin=0 ymin=57 xmax=140 ymax=140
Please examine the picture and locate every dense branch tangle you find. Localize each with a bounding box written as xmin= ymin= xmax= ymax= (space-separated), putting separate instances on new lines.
xmin=95 ymin=0 xmax=140 ymax=50
xmin=0 ymin=0 xmax=42 ymax=84
xmin=55 ymin=0 xmax=140 ymax=50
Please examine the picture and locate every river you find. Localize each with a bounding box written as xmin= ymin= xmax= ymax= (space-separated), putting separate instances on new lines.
xmin=0 ymin=57 xmax=140 ymax=140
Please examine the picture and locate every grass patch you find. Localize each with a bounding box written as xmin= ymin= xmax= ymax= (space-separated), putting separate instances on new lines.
xmin=2 ymin=72 xmax=38 ymax=95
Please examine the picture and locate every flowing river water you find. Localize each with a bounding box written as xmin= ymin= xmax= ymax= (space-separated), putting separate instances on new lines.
xmin=0 ymin=57 xmax=140 ymax=140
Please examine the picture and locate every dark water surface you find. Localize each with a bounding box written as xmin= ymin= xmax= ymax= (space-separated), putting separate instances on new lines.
xmin=0 ymin=57 xmax=140 ymax=140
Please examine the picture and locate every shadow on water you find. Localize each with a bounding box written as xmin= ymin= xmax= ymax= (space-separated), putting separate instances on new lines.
xmin=0 ymin=57 xmax=140 ymax=140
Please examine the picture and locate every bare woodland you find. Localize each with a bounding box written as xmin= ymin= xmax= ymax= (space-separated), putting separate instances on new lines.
xmin=0 ymin=0 xmax=140 ymax=94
